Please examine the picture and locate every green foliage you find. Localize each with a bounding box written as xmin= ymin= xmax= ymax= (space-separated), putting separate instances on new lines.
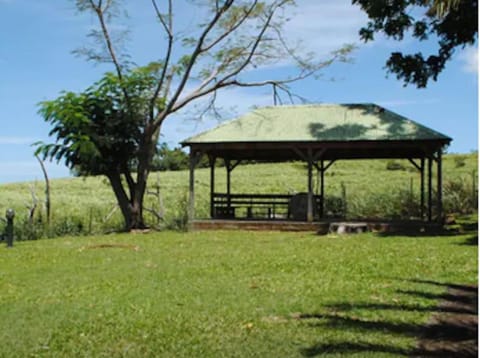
xmin=443 ymin=174 xmax=478 ymax=215
xmin=348 ymin=187 xmax=420 ymax=219
xmin=35 ymin=65 xmax=170 ymax=229
xmin=150 ymin=143 xmax=189 ymax=171
xmin=36 ymin=68 xmax=162 ymax=176
xmin=0 ymin=228 xmax=475 ymax=356
xmin=354 ymin=0 xmax=478 ymax=87
xmin=12 ymin=219 xmax=45 ymax=241
xmin=6 ymin=217 xmax=89 ymax=242
xmin=453 ymin=155 xmax=467 ymax=168
xmin=164 ymin=191 xmax=189 ymax=231
xmin=323 ymin=195 xmax=346 ymax=218
xmin=148 ymin=143 xmax=214 ymax=172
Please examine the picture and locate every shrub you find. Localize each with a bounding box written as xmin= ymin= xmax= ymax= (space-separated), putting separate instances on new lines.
xmin=443 ymin=176 xmax=478 ymax=215
xmin=323 ymin=195 xmax=346 ymax=218
xmin=164 ymin=192 xmax=189 ymax=231
xmin=386 ymin=160 xmax=406 ymax=171
xmin=453 ymin=155 xmax=467 ymax=168
xmin=13 ymin=219 xmax=45 ymax=241
xmin=347 ymin=187 xmax=420 ymax=220
xmin=48 ymin=217 xmax=86 ymax=238
xmin=10 ymin=216 xmax=88 ymax=241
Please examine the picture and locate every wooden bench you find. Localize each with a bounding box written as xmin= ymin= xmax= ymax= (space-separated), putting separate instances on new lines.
xmin=212 ymin=193 xmax=322 ymax=220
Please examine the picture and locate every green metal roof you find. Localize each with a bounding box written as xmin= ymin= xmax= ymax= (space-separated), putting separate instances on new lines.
xmin=182 ymin=103 xmax=451 ymax=144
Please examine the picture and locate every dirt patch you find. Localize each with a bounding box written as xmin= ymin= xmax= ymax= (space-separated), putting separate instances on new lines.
xmin=79 ymin=243 xmax=140 ymax=251
xmin=413 ymin=285 xmax=478 ymax=357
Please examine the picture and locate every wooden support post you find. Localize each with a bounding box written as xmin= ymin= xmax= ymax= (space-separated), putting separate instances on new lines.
xmin=225 ymin=159 xmax=232 ymax=214
xmin=320 ymin=159 xmax=325 ymax=218
xmin=436 ymin=150 xmax=443 ymax=223
xmin=188 ymin=151 xmax=197 ymax=225
xmin=324 ymin=159 xmax=336 ymax=172
xmin=407 ymin=158 xmax=422 ymax=171
xmin=307 ymin=150 xmax=313 ymax=222
xmin=428 ymin=156 xmax=433 ymax=222
xmin=209 ymin=156 xmax=215 ymax=219
xmin=420 ymin=158 xmax=425 ymax=220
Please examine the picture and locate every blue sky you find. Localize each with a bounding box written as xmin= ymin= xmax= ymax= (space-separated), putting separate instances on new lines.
xmin=0 ymin=0 xmax=477 ymax=184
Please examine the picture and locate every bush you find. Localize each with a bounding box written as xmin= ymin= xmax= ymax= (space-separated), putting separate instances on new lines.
xmin=323 ymin=195 xmax=346 ymax=218
xmin=163 ymin=192 xmax=189 ymax=231
xmin=347 ymin=187 xmax=420 ymax=220
xmin=149 ymin=143 xmax=213 ymax=171
xmin=10 ymin=216 xmax=89 ymax=241
xmin=443 ymin=176 xmax=478 ymax=215
xmin=48 ymin=217 xmax=86 ymax=237
xmin=386 ymin=160 xmax=406 ymax=171
xmin=13 ymin=219 xmax=45 ymax=241
xmin=453 ymin=155 xmax=467 ymax=168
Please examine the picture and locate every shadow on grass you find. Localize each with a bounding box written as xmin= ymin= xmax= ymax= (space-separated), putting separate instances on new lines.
xmin=299 ymin=279 xmax=478 ymax=357
xmin=409 ymin=279 xmax=478 ymax=293
xmin=457 ymin=222 xmax=479 ymax=232
xmin=376 ymin=223 xmax=478 ymax=241
xmin=301 ymin=342 xmax=409 ymax=357
xmin=324 ymin=301 xmax=475 ymax=315
xmin=374 ymin=226 xmax=460 ymax=238
xmin=372 ymin=214 xmax=478 ymax=238
xmin=397 ymin=289 xmax=475 ymax=306
xmin=459 ymin=235 xmax=478 ymax=246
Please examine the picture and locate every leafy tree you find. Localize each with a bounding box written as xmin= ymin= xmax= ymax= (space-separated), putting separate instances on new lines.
xmin=150 ymin=143 xmax=189 ymax=171
xmin=37 ymin=69 xmax=162 ymax=229
xmin=37 ymin=0 xmax=353 ymax=230
xmin=353 ymin=0 xmax=478 ymax=87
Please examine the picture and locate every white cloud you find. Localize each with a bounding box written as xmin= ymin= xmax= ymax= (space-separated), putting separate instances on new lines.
xmin=284 ymin=0 xmax=368 ymax=57
xmin=0 ymin=136 xmax=35 ymax=145
xmin=377 ymin=99 xmax=440 ymax=108
xmin=459 ymin=46 xmax=478 ymax=74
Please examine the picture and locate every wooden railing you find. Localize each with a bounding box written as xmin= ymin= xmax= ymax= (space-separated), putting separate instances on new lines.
xmin=211 ymin=193 xmax=322 ymax=220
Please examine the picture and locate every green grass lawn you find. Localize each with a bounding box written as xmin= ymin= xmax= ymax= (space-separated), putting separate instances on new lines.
xmin=0 ymin=228 xmax=476 ymax=357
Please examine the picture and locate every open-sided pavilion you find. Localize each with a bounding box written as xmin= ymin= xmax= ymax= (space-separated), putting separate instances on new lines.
xmin=181 ymin=103 xmax=451 ymax=230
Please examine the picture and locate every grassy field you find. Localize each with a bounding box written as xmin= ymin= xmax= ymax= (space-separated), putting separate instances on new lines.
xmin=0 ymin=226 xmax=476 ymax=357
xmin=0 ymin=153 xmax=477 ymax=235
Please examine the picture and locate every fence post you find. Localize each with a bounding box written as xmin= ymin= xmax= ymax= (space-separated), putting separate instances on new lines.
xmin=5 ymin=209 xmax=15 ymax=248
xmin=341 ymin=182 xmax=347 ymax=219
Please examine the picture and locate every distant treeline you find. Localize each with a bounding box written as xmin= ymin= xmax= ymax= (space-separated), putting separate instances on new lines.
xmin=151 ymin=143 xmax=195 ymax=171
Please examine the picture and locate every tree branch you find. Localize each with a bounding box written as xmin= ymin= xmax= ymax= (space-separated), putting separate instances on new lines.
xmin=155 ymin=0 xmax=235 ymax=127
xmin=150 ymin=0 xmax=174 ymax=121
xmin=218 ymin=1 xmax=284 ymax=84
xmin=89 ymin=0 xmax=125 ymax=81
xmin=171 ymin=46 xmax=342 ymax=114
xmin=201 ymin=1 xmax=259 ymax=53
xmin=35 ymin=154 xmax=51 ymax=224
xmin=169 ymin=2 xmax=283 ymax=112
xmin=123 ymin=164 xmax=136 ymax=202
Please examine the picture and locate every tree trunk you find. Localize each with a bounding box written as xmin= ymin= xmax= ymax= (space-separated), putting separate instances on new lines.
xmin=129 ymin=125 xmax=158 ymax=230
xmin=129 ymin=194 xmax=146 ymax=230
xmin=130 ymin=169 xmax=148 ymax=230
xmin=107 ymin=171 xmax=134 ymax=230
xmin=107 ymin=172 xmax=149 ymax=231
xmin=106 ymin=126 xmax=159 ymax=231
